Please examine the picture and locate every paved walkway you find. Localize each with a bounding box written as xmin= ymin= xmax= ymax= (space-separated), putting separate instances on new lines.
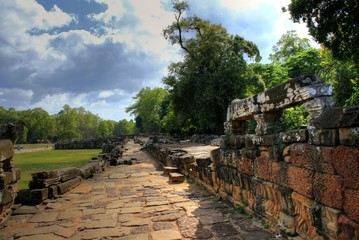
xmin=1 ymin=141 xmax=277 ymax=240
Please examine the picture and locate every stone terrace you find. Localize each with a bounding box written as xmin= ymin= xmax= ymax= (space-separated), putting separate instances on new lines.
xmin=0 ymin=141 xmax=276 ymax=240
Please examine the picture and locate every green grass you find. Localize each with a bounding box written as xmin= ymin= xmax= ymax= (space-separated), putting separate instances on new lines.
xmin=17 ymin=143 xmax=55 ymax=149
xmin=13 ymin=149 xmax=101 ymax=189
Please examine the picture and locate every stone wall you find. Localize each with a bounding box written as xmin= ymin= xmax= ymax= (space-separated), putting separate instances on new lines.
xmin=55 ymin=136 xmax=128 ymax=149
xmin=146 ymin=75 xmax=359 ymax=239
xmin=0 ymin=122 xmax=24 ymax=227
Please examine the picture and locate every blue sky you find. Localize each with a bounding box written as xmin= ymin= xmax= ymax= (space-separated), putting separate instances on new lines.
xmin=0 ymin=0 xmax=316 ymax=121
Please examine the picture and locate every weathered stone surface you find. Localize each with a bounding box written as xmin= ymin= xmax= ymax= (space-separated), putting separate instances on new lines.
xmin=29 ymin=188 xmax=49 ymax=204
xmin=211 ymin=223 xmax=239 ymax=237
xmin=29 ymin=212 xmax=59 ymax=223
xmin=344 ymin=189 xmax=359 ymax=222
xmin=338 ymin=215 xmax=359 ymax=240
xmin=314 ymin=105 xmax=359 ymax=129
xmin=57 ymin=176 xmax=82 ymax=194
xmin=254 ymin=112 xmax=283 ymax=135
xmin=280 ymin=129 xmax=308 ymax=143
xmin=289 ymin=144 xmax=336 ymax=174
xmin=287 ymin=166 xmax=313 ymax=198
xmin=237 ymin=156 xmax=254 ymax=176
xmin=308 ymin=129 xmax=339 ymax=146
xmin=339 ymin=127 xmax=359 ymax=146
xmin=331 ymin=146 xmax=359 ymax=189
xmin=150 ymin=229 xmax=182 ymax=240
xmin=313 ymin=172 xmax=343 ymax=208
xmin=303 ymin=96 xmax=334 ymax=129
xmin=169 ymin=173 xmax=184 ymax=183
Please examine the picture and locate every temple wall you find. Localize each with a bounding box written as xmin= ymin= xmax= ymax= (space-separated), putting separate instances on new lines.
xmin=146 ymin=75 xmax=359 ymax=239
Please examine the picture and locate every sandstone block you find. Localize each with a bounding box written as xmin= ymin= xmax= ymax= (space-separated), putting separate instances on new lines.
xmin=288 ymin=166 xmax=313 ymax=198
xmin=256 ymin=151 xmax=272 ymax=181
xmin=237 ymin=156 xmax=254 ymax=176
xmin=29 ymin=188 xmax=49 ymax=204
xmin=169 ymin=173 xmax=184 ymax=183
xmin=313 ymin=172 xmax=343 ymax=209
xmin=331 ymin=146 xmax=359 ymax=189
xmin=163 ymin=166 xmax=178 ymax=176
xmin=289 ymin=144 xmax=335 ymax=174
xmin=344 ymin=189 xmax=359 ymax=223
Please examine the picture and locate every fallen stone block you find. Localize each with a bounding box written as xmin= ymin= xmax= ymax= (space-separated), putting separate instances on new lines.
xmin=169 ymin=173 xmax=185 ymax=183
xmin=57 ymin=176 xmax=82 ymax=195
xmin=163 ymin=166 xmax=178 ymax=176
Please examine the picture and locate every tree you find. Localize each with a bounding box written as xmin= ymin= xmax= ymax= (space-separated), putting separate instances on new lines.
xmin=286 ymin=0 xmax=359 ymax=62
xmin=162 ymin=0 xmax=261 ymax=134
xmin=284 ymin=48 xmax=322 ymax=78
xmin=114 ymin=119 xmax=137 ymax=135
xmin=269 ymin=30 xmax=311 ymax=64
xmin=126 ymin=87 xmax=169 ymax=133
xmin=56 ymin=105 xmax=81 ymax=140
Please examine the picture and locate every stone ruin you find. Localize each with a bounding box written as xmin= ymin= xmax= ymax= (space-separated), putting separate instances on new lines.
xmin=146 ymin=75 xmax=359 ymax=239
xmin=0 ymin=122 xmax=24 ymax=227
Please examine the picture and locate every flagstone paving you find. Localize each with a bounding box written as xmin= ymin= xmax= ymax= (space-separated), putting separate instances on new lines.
xmin=0 ymin=141 xmax=277 ymax=240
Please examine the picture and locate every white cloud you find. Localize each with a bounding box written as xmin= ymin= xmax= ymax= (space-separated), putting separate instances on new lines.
xmin=99 ymin=91 xmax=115 ymax=98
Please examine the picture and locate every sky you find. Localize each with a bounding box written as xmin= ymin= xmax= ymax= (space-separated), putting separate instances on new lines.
xmin=0 ymin=0 xmax=316 ymax=121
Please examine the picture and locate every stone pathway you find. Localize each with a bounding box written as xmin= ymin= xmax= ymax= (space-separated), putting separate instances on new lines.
xmin=1 ymin=141 xmax=277 ymax=240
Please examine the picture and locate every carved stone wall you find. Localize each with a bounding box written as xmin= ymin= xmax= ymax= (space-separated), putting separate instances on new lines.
xmin=147 ymin=75 xmax=359 ymax=239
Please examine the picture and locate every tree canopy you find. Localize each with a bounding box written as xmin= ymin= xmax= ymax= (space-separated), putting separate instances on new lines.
xmin=162 ymin=0 xmax=261 ymax=134
xmin=286 ymin=0 xmax=359 ymax=62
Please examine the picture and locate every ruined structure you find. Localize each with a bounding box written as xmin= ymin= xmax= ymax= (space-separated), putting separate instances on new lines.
xmin=146 ymin=75 xmax=359 ymax=239
xmin=0 ymin=122 xmax=24 ymax=227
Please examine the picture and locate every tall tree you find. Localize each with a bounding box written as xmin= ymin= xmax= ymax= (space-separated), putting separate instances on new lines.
xmin=269 ymin=30 xmax=311 ymax=64
xmin=126 ymin=87 xmax=169 ymax=133
xmin=162 ymin=0 xmax=261 ymax=134
xmin=286 ymin=0 xmax=359 ymax=62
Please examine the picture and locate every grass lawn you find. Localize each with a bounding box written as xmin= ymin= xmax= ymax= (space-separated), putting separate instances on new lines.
xmin=13 ymin=149 xmax=101 ymax=189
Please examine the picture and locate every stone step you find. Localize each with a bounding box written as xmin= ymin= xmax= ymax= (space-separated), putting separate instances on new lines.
xmin=169 ymin=172 xmax=185 ymax=183
xmin=163 ymin=166 xmax=178 ymax=176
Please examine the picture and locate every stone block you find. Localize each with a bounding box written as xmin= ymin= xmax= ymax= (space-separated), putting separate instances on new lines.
xmin=0 ymin=139 xmax=14 ymax=162
xmin=288 ymin=166 xmax=313 ymax=198
xmin=338 ymin=215 xmax=359 ymax=240
xmin=344 ymin=189 xmax=359 ymax=223
xmin=331 ymin=146 xmax=359 ymax=189
xmin=229 ymin=134 xmax=245 ymax=148
xmin=314 ymin=105 xmax=359 ymax=129
xmin=57 ymin=176 xmax=82 ymax=195
xmin=271 ymin=161 xmax=289 ymax=188
xmin=29 ymin=188 xmax=49 ymax=204
xmin=289 ymin=144 xmax=336 ymax=174
xmin=256 ymin=151 xmax=272 ymax=181
xmin=308 ymin=129 xmax=339 ymax=146
xmin=280 ymin=129 xmax=308 ymax=143
xmin=163 ymin=166 xmax=178 ymax=176
xmin=313 ymin=172 xmax=343 ymax=209
xmin=169 ymin=173 xmax=185 ymax=183
xmin=237 ymin=156 xmax=254 ymax=176
xmin=32 ymin=170 xmax=60 ymax=179
xmin=322 ymin=206 xmax=341 ymax=240
xmin=269 ymin=144 xmax=286 ymax=162
xmin=210 ymin=148 xmax=221 ymax=164
xmin=339 ymin=127 xmax=359 ymax=146
xmin=291 ymin=191 xmax=320 ymax=239
xmin=254 ymin=112 xmax=284 ymax=135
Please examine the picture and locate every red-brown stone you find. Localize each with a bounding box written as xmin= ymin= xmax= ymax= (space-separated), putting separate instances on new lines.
xmin=237 ymin=156 xmax=254 ymax=176
xmin=289 ymin=144 xmax=335 ymax=174
xmin=338 ymin=215 xmax=359 ymax=240
xmin=271 ymin=161 xmax=289 ymax=188
xmin=331 ymin=146 xmax=359 ymax=189
xmin=288 ymin=166 xmax=313 ymax=198
xmin=344 ymin=189 xmax=359 ymax=223
xmin=313 ymin=172 xmax=343 ymax=209
xmin=256 ymin=151 xmax=272 ymax=181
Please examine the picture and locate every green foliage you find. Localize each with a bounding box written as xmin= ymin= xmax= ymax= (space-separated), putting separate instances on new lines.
xmin=234 ymin=204 xmax=245 ymax=214
xmin=126 ymin=87 xmax=169 ymax=133
xmin=269 ymin=30 xmax=311 ymax=64
xmin=284 ymin=48 xmax=322 ymax=78
xmin=162 ymin=1 xmax=261 ymax=134
xmin=287 ymin=0 xmax=359 ymax=63
xmin=14 ymin=149 xmax=100 ymax=189
xmin=114 ymin=119 xmax=137 ymax=135
xmin=281 ymin=106 xmax=309 ymax=130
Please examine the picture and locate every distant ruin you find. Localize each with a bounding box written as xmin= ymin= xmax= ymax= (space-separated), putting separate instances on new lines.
xmin=146 ymin=75 xmax=359 ymax=239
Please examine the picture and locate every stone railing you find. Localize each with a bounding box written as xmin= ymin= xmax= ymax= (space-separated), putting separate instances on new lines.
xmin=0 ymin=122 xmax=24 ymax=227
xmin=147 ymin=75 xmax=359 ymax=239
